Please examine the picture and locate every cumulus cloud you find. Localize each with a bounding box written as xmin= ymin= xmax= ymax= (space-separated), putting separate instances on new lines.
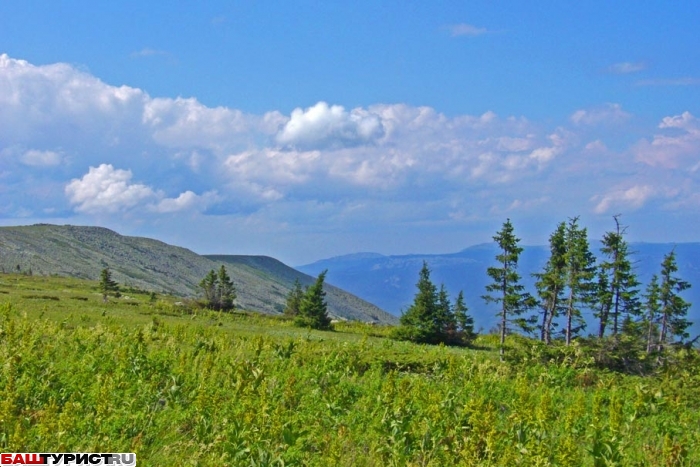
xmin=65 ymin=164 xmax=217 ymax=215
xmin=0 ymin=54 xmax=147 ymax=153
xmin=65 ymin=164 xmax=156 ymax=214
xmin=143 ymin=97 xmax=255 ymax=151
xmin=276 ymin=102 xmax=385 ymax=150
xmin=151 ymin=190 xmax=219 ymax=213
xmin=3 ymin=54 xmax=700 ymax=251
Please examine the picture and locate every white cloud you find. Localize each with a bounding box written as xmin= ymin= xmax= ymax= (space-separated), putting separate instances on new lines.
xmin=570 ymin=103 xmax=630 ymax=126
xmin=0 ymin=54 xmax=147 ymax=150
xmin=276 ymin=102 xmax=385 ymax=150
xmin=4 ymin=54 xmax=700 ymax=252
xmin=634 ymin=112 xmax=700 ymax=168
xmin=143 ymin=97 xmax=254 ymax=151
xmin=65 ymin=164 xmax=156 ymax=214
xmin=21 ymin=149 xmax=62 ymax=167
xmin=66 ymin=164 xmax=218 ymax=215
xmin=151 ymin=190 xmax=219 ymax=213
xmin=593 ymin=185 xmax=655 ymax=214
xmin=447 ymin=23 xmax=489 ymax=37
xmin=659 ymin=111 xmax=699 ymax=132
xmin=607 ymin=62 xmax=646 ymax=74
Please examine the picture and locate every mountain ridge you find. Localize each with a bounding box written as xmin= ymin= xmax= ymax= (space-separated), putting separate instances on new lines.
xmin=0 ymin=224 xmax=396 ymax=324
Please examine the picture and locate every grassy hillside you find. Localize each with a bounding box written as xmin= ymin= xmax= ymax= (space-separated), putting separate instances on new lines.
xmin=1 ymin=273 xmax=698 ymax=466
xmin=0 ymin=224 xmax=395 ymax=324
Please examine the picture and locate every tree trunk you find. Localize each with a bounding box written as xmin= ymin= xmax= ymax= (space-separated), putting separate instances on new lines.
xmin=598 ymin=305 xmax=608 ymax=338
xmin=500 ymin=305 xmax=506 ymax=361
xmin=565 ymin=289 xmax=574 ymax=346
xmin=500 ymin=260 xmax=507 ymax=361
xmin=544 ymin=305 xmax=555 ymax=344
xmin=657 ymin=313 xmax=668 ymax=352
xmin=540 ymin=304 xmax=549 ymax=343
xmin=646 ymin=318 xmax=655 ymax=354
xmin=543 ymin=289 xmax=559 ymax=345
xmin=612 ymin=284 xmax=620 ymax=336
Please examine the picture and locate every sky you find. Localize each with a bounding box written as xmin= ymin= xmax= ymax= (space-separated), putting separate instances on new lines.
xmin=1 ymin=1 xmax=699 ymax=265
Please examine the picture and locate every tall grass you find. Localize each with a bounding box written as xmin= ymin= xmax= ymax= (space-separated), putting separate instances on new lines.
xmin=0 ymin=274 xmax=698 ymax=465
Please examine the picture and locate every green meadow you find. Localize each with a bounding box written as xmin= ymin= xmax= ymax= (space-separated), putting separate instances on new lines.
xmin=1 ymin=274 xmax=699 ymax=466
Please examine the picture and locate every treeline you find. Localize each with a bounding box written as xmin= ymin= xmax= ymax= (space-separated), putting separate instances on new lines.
xmin=393 ymin=215 xmax=694 ymax=370
xmin=197 ymin=265 xmax=334 ymax=331
xmin=191 ymin=216 xmax=693 ymax=371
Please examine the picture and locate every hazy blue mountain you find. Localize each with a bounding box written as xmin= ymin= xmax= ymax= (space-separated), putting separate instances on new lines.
xmin=0 ymin=224 xmax=396 ymax=324
xmin=298 ymin=242 xmax=700 ymax=336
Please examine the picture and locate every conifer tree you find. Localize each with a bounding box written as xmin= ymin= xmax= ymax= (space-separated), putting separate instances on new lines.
xmin=199 ymin=269 xmax=219 ymax=308
xmin=644 ymin=274 xmax=661 ymax=353
xmin=199 ymin=265 xmax=236 ymax=311
xmin=216 ymin=265 xmax=236 ymax=311
xmin=295 ymin=270 xmax=332 ymax=330
xmin=284 ymin=278 xmax=304 ymax=317
xmin=597 ymin=215 xmax=641 ymax=337
xmin=656 ymin=250 xmax=691 ymax=351
xmin=594 ymin=265 xmax=613 ymax=338
xmin=562 ymin=217 xmax=596 ymax=346
xmin=437 ymin=284 xmax=457 ymax=339
xmin=454 ymin=290 xmax=475 ymax=342
xmin=99 ymin=267 xmax=119 ymax=302
xmin=483 ymin=219 xmax=535 ymax=359
xmin=396 ymin=262 xmax=442 ymax=344
xmin=534 ymin=221 xmax=567 ymax=344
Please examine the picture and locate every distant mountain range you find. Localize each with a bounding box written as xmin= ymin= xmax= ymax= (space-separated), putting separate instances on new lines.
xmin=0 ymin=224 xmax=396 ymax=324
xmin=298 ymin=242 xmax=700 ymax=336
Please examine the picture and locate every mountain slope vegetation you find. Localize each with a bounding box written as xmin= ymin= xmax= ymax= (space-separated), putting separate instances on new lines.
xmin=0 ymin=273 xmax=698 ymax=465
xmin=207 ymin=255 xmax=394 ymax=323
xmin=0 ymin=224 xmax=395 ymax=324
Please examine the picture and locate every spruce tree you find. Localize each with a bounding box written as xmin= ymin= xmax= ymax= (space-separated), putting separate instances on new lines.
xmin=99 ymin=267 xmax=119 ymax=302
xmin=594 ymin=265 xmax=613 ymax=338
xmin=643 ymin=274 xmax=661 ymax=353
xmin=562 ymin=217 xmax=596 ymax=346
xmin=454 ymin=290 xmax=475 ymax=343
xmin=397 ymin=262 xmax=441 ymax=344
xmin=216 ymin=265 xmax=236 ymax=311
xmin=198 ymin=266 xmax=236 ymax=311
xmin=295 ymin=270 xmax=332 ymax=330
xmin=656 ymin=250 xmax=691 ymax=351
xmin=598 ymin=215 xmax=641 ymax=337
xmin=534 ymin=221 xmax=567 ymax=344
xmin=284 ymin=278 xmax=304 ymax=317
xmin=483 ymin=219 xmax=534 ymax=359
xmin=199 ymin=269 xmax=219 ymax=308
xmin=437 ymin=284 xmax=457 ymax=342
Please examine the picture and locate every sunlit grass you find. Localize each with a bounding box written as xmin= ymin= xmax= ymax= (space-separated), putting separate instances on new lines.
xmin=0 ymin=273 xmax=698 ymax=466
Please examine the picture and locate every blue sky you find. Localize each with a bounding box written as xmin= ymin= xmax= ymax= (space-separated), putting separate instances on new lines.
xmin=1 ymin=1 xmax=699 ymax=264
